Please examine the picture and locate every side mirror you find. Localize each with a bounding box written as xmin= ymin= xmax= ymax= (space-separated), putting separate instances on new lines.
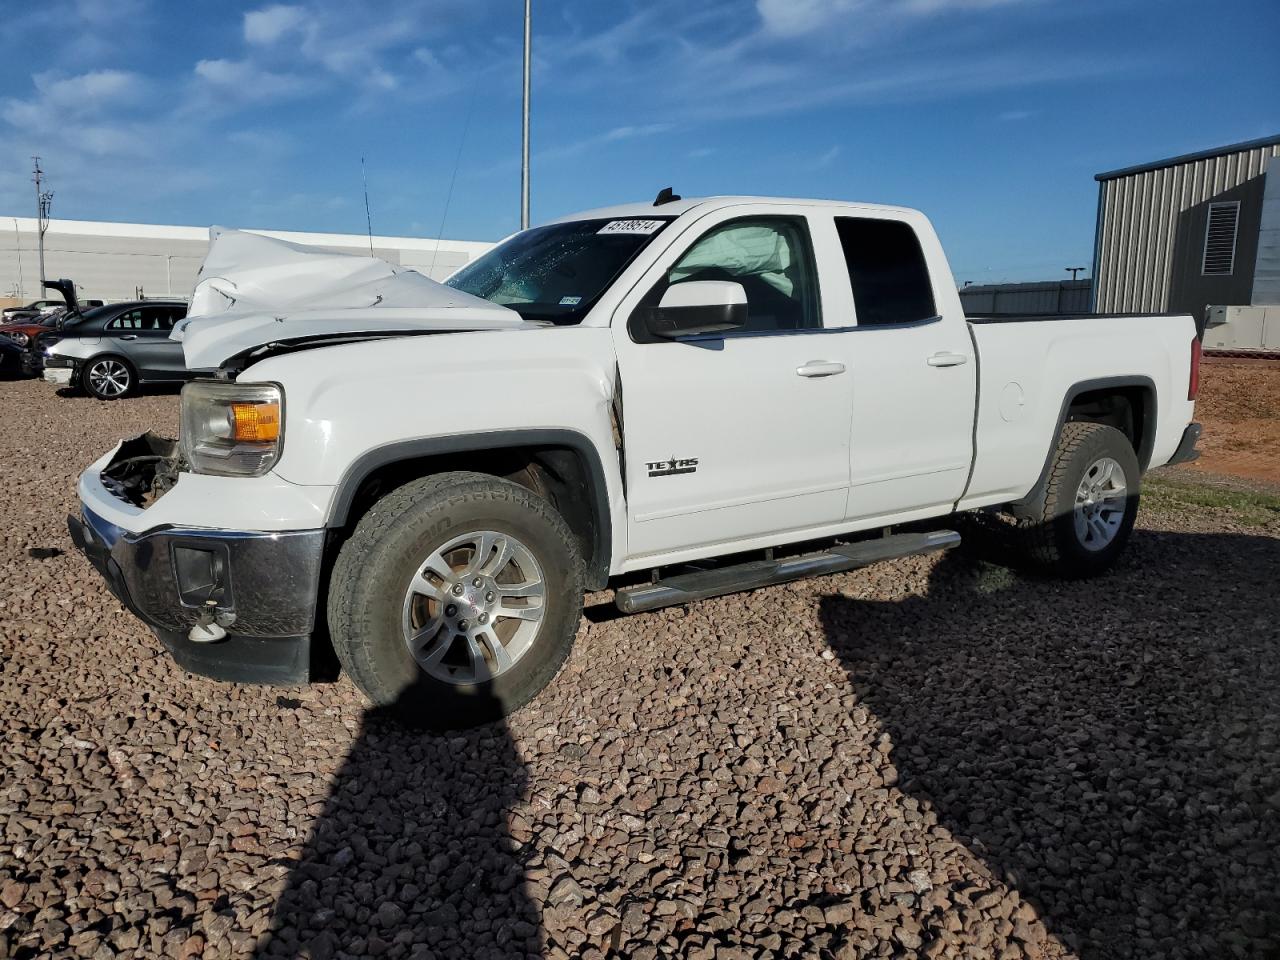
xmin=642 ymin=280 xmax=747 ymax=339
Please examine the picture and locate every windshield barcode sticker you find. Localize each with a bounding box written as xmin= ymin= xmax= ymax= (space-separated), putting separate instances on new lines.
xmin=598 ymin=219 xmax=664 ymax=235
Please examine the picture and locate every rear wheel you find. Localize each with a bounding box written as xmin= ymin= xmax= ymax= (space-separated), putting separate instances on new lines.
xmin=82 ymin=356 xmax=135 ymax=400
xmin=964 ymin=422 xmax=1140 ymax=578
xmin=327 ymin=471 xmax=584 ymax=728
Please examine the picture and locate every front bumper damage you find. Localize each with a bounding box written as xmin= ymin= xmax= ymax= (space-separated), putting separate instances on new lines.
xmin=69 ymin=434 xmax=326 ymax=684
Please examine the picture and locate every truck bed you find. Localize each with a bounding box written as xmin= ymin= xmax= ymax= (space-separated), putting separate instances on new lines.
xmin=960 ymin=310 xmax=1199 ymax=512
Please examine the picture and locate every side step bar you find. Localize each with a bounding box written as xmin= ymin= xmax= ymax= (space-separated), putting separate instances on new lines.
xmin=615 ymin=529 xmax=961 ymax=614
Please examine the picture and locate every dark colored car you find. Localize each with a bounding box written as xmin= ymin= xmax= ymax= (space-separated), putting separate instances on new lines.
xmin=0 ymin=311 xmax=65 ymax=348
xmin=38 ymin=300 xmax=190 ymax=399
xmin=1 ymin=298 xmax=65 ymax=322
xmin=0 ymin=334 xmax=24 ymax=376
xmin=1 ymin=278 xmax=102 ymax=350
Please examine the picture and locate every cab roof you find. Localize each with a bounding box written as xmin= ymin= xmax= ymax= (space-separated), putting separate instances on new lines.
xmin=551 ymin=195 xmax=921 ymax=223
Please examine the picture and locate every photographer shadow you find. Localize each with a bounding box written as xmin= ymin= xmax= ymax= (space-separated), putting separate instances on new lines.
xmin=817 ymin=528 xmax=1280 ymax=956
xmin=254 ymin=691 xmax=541 ymax=960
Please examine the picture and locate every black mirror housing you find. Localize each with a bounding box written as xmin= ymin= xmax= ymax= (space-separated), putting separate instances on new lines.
xmin=643 ymin=301 xmax=748 ymax=339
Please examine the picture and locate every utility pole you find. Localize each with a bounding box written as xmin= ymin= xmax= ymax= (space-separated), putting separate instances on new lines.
xmin=32 ymin=157 xmax=53 ymax=289
xmin=1065 ymin=266 xmax=1086 ymax=281
xmin=520 ymin=0 xmax=531 ymax=230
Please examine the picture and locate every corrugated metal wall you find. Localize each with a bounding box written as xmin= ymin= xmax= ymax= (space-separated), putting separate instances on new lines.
xmin=1094 ymin=141 xmax=1280 ymax=314
xmin=960 ymin=280 xmax=1092 ymax=316
xmin=1255 ymin=165 xmax=1280 ymax=306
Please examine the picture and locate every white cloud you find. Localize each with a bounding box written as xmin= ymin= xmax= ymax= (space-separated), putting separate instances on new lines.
xmin=74 ymin=0 xmax=147 ymax=24
xmin=34 ymin=70 xmax=141 ymax=110
xmin=604 ymin=124 xmax=674 ymax=141
xmin=1 ymin=70 xmax=147 ymax=151
xmin=756 ymin=0 xmax=1027 ymax=36
xmin=193 ymin=59 xmax=308 ymax=101
xmin=244 ymin=4 xmax=309 ymax=44
xmin=757 ymin=0 xmax=865 ymax=37
xmin=811 ymin=145 xmax=842 ymax=169
xmin=998 ymin=108 xmax=1036 ymax=121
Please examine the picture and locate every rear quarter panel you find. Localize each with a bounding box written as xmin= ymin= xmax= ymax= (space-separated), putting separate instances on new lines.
xmin=962 ymin=315 xmax=1198 ymax=509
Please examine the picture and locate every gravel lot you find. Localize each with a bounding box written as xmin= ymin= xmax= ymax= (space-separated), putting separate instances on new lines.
xmin=2 ymin=375 xmax=1278 ymax=960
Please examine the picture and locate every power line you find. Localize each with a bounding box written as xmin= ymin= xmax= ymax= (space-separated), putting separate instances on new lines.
xmin=361 ymin=156 xmax=375 ymax=257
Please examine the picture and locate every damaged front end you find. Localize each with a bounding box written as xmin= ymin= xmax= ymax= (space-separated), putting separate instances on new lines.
xmin=70 ymin=431 xmax=329 ymax=685
xmin=99 ymin=432 xmax=186 ymax=507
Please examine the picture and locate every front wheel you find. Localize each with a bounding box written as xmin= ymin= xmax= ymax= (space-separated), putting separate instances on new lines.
xmin=327 ymin=471 xmax=584 ymax=728
xmin=81 ymin=356 xmax=135 ymax=400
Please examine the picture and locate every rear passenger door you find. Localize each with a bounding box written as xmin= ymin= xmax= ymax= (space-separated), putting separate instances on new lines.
xmin=829 ymin=214 xmax=977 ymax=521
xmin=146 ymin=305 xmax=190 ymax=379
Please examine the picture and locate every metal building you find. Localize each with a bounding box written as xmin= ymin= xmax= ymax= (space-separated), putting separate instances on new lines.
xmin=0 ymin=217 xmax=493 ymax=306
xmin=959 ymin=279 xmax=1092 ymax=316
xmin=1091 ymin=134 xmax=1280 ymax=327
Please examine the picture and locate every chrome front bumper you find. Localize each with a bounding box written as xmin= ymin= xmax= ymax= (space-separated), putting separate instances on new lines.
xmin=68 ymin=505 xmax=327 ymax=684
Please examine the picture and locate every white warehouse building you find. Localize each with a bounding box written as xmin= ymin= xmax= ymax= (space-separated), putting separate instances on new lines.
xmin=0 ymin=217 xmax=494 ymax=305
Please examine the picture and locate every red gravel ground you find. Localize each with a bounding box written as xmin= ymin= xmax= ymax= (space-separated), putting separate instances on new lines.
xmin=0 ymin=376 xmax=1277 ymax=959
xmin=1183 ymin=359 xmax=1280 ymax=486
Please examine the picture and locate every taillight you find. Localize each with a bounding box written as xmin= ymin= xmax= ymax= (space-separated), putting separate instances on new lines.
xmin=1188 ymin=336 xmax=1201 ymax=401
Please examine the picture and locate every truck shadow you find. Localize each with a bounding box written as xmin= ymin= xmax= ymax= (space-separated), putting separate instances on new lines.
xmin=817 ymin=529 xmax=1280 ymax=957
xmin=253 ymin=695 xmax=540 ymax=959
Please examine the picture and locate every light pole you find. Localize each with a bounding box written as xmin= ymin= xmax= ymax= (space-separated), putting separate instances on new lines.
xmin=1065 ymin=266 xmax=1086 ymax=281
xmin=33 ymin=156 xmax=53 ymax=289
xmin=520 ymin=0 xmax=531 ymax=230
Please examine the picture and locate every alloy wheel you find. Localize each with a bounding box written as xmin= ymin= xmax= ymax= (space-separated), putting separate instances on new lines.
xmin=1073 ymin=456 xmax=1127 ymax=551
xmin=87 ymin=359 xmax=131 ymax=398
xmin=401 ymin=530 xmax=547 ymax=685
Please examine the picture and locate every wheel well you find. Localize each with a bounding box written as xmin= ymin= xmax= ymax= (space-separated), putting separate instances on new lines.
xmin=1010 ymin=379 xmax=1155 ymax=516
xmin=334 ymin=443 xmax=610 ymax=589
xmin=85 ymin=352 xmax=135 ymax=370
xmin=1065 ymin=384 xmax=1153 ymax=469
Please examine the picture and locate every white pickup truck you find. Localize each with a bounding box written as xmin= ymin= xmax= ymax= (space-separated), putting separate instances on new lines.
xmin=68 ymin=194 xmax=1203 ymax=726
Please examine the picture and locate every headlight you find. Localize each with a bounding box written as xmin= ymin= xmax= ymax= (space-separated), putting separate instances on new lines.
xmin=7 ymin=332 xmax=28 ymax=346
xmin=180 ymin=381 xmax=283 ymax=477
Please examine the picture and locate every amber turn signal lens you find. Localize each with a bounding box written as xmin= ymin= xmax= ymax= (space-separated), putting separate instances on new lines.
xmin=229 ymin=401 xmax=281 ymax=442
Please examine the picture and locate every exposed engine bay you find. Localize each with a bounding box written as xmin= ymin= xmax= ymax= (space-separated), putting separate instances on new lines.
xmin=99 ymin=432 xmax=185 ymax=507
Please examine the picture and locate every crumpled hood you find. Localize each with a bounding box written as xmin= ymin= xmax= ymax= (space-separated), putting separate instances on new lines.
xmin=173 ymin=227 xmax=528 ymax=370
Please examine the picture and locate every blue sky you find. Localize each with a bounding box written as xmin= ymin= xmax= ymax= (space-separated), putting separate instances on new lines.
xmin=1 ymin=0 xmax=1276 ymax=281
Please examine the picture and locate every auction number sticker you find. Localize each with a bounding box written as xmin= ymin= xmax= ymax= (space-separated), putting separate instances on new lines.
xmin=598 ymin=219 xmax=665 ymax=235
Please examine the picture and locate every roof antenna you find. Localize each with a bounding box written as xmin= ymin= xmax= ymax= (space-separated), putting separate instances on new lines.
xmin=653 ymin=186 xmax=680 ymax=206
xmin=361 ymin=156 xmax=375 ymax=257
xmin=429 ymin=94 xmax=476 ymax=280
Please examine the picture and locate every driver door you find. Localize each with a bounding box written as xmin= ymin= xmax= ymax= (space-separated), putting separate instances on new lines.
xmin=611 ymin=209 xmax=854 ymax=564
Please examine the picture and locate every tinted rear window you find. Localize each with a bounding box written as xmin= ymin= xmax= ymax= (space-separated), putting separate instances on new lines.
xmin=834 ymin=217 xmax=936 ymax=326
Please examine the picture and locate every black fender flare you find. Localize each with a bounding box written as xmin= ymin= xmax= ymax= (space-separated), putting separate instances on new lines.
xmin=1011 ymin=375 xmax=1156 ymax=516
xmin=326 ymin=429 xmax=614 ymax=589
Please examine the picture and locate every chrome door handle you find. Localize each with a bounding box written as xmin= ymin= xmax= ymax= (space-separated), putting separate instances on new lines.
xmin=927 ymin=352 xmax=968 ymax=367
xmin=119 ymin=335 xmax=138 ymax=341
xmin=796 ymin=360 xmax=846 ymax=378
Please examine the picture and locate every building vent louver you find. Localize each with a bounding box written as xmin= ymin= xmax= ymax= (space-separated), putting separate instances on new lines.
xmin=1201 ymin=201 xmax=1240 ymax=276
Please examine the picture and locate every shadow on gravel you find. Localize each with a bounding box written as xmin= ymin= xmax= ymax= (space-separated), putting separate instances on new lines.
xmin=254 ymin=696 xmax=541 ymax=959
xmin=53 ymin=382 xmax=184 ymax=399
xmin=819 ymin=532 xmax=1280 ymax=958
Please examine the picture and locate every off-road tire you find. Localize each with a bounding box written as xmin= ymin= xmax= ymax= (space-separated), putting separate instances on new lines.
xmin=962 ymin=422 xmax=1140 ymax=578
xmin=327 ymin=471 xmax=584 ymax=728
xmin=80 ymin=355 xmax=136 ymax=400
